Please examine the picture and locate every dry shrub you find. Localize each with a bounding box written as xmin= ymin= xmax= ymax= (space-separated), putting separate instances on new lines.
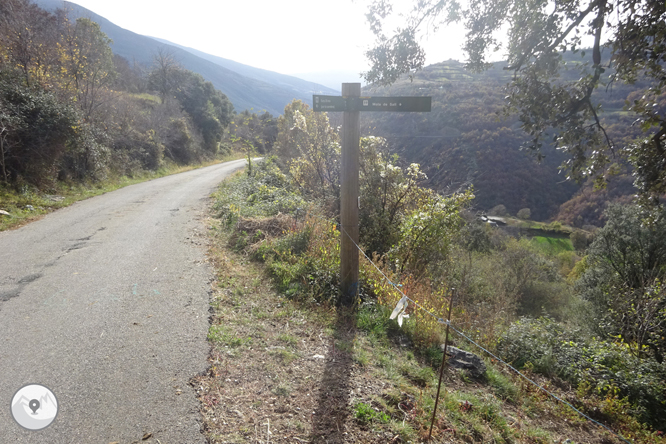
xmin=231 ymin=214 xmax=295 ymax=253
xmin=235 ymin=214 xmax=294 ymax=238
xmin=361 ymin=256 xmax=451 ymax=347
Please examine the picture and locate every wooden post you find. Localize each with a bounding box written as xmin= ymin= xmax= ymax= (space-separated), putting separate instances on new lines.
xmin=312 ymin=88 xmax=429 ymax=306
xmin=340 ymin=83 xmax=360 ymax=306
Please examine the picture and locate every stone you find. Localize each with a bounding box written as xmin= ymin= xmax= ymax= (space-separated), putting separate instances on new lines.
xmin=442 ymin=345 xmax=486 ymax=378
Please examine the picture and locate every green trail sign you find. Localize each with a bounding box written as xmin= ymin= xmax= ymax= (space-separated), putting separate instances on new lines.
xmin=354 ymin=96 xmax=431 ymax=112
xmin=313 ymin=95 xmax=431 ymax=112
xmin=312 ymin=95 xmax=348 ymax=112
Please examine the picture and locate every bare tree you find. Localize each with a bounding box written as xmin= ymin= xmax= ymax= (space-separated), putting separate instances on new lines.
xmin=149 ymin=47 xmax=184 ymax=104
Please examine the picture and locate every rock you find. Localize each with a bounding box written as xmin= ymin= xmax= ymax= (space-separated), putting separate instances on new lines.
xmin=443 ymin=345 xmax=486 ymax=378
xmin=0 ymin=210 xmax=10 ymax=216
xmin=25 ymin=205 xmax=34 ymax=211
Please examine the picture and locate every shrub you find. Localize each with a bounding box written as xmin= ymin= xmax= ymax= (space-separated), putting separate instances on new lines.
xmin=212 ymin=156 xmax=306 ymax=225
xmin=576 ymin=204 xmax=666 ymax=361
xmin=570 ymin=230 xmax=589 ymax=251
xmin=0 ymin=73 xmax=79 ymax=186
xmin=497 ymin=317 xmax=666 ymax=428
xmin=517 ymin=208 xmax=531 ymax=220
xmin=489 ymin=204 xmax=508 ymax=216
xmin=255 ymin=214 xmax=341 ymax=303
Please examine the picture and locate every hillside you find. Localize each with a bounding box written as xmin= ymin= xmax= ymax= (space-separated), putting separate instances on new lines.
xmin=360 ymin=59 xmax=645 ymax=223
xmin=33 ymin=0 xmax=337 ymax=115
xmin=151 ymin=37 xmax=336 ymax=95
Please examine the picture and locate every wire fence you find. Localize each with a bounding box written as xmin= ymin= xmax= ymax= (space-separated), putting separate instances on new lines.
xmin=338 ymin=224 xmax=634 ymax=444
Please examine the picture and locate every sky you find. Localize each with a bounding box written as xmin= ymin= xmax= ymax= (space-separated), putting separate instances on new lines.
xmin=65 ymin=0 xmax=469 ymax=81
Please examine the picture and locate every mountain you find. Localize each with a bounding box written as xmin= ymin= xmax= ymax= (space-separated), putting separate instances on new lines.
xmin=285 ymin=70 xmax=367 ymax=91
xmin=360 ymin=59 xmax=642 ymax=222
xmin=151 ymin=38 xmax=338 ymax=95
xmin=33 ymin=0 xmax=337 ymax=115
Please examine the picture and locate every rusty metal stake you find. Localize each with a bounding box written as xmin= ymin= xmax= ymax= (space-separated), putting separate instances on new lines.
xmin=428 ymin=288 xmax=456 ymax=441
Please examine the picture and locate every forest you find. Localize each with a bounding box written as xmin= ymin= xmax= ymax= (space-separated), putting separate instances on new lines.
xmin=2 ymin=0 xmax=665 ymax=440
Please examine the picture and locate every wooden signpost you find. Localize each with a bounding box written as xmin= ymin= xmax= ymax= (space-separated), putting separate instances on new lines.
xmin=313 ymin=83 xmax=431 ymax=306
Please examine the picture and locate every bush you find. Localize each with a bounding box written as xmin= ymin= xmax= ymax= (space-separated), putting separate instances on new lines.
xmin=489 ymin=204 xmax=508 ymax=216
xmin=497 ymin=317 xmax=666 ymax=428
xmin=576 ymin=204 xmax=666 ymax=361
xmin=0 ymin=72 xmax=79 ymax=186
xmin=212 ymin=156 xmax=306 ymax=225
xmin=569 ymin=230 xmax=589 ymax=251
xmin=517 ymin=208 xmax=531 ymax=220
xmin=254 ymin=215 xmax=341 ymax=303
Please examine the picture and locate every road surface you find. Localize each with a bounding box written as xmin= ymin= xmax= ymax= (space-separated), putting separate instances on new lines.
xmin=0 ymin=159 xmax=247 ymax=443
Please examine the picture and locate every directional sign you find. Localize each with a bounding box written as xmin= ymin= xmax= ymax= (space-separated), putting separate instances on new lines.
xmin=313 ymin=95 xmax=431 ymax=112
xmin=313 ymin=95 xmax=348 ymax=112
xmin=353 ymin=96 xmax=431 ymax=112
xmin=317 ymin=84 xmax=432 ymax=306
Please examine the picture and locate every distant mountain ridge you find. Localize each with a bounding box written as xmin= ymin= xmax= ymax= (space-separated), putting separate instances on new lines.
xmin=33 ymin=0 xmax=337 ymax=115
xmin=151 ymin=38 xmax=338 ymax=94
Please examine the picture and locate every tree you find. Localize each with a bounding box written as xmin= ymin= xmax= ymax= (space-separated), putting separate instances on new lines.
xmin=569 ymin=230 xmax=590 ymax=251
xmin=576 ymin=204 xmax=666 ymax=361
xmin=364 ymin=0 xmax=666 ymax=207
xmin=61 ymin=17 xmax=116 ymax=121
xmin=0 ymin=0 xmax=63 ymax=88
xmin=275 ymin=100 xmax=341 ymax=205
xmin=489 ymin=204 xmax=508 ymax=216
xmin=148 ymin=48 xmax=185 ymax=105
xmin=112 ymin=55 xmax=147 ymax=94
xmin=359 ymin=136 xmax=432 ymax=256
xmin=173 ymin=70 xmax=234 ymax=153
xmin=0 ymin=71 xmax=79 ymax=186
xmin=229 ymin=111 xmax=278 ymax=154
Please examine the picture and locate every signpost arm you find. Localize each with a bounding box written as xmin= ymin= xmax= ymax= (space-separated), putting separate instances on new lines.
xmin=340 ymin=83 xmax=360 ymax=306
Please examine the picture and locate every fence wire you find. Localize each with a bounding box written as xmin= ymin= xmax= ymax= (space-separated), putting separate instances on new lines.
xmin=338 ymin=225 xmax=634 ymax=444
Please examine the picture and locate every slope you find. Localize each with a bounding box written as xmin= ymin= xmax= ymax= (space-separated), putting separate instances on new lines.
xmin=151 ymin=37 xmax=337 ymax=95
xmin=360 ymin=59 xmax=643 ymax=222
xmin=33 ymin=0 xmax=333 ymax=115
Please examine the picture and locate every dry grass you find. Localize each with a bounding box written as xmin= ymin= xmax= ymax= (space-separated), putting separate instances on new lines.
xmin=195 ymin=215 xmax=650 ymax=444
xmin=194 ymin=217 xmax=391 ymax=443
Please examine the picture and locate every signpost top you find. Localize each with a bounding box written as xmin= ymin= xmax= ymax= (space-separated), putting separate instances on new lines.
xmin=313 ymin=95 xmax=431 ymax=113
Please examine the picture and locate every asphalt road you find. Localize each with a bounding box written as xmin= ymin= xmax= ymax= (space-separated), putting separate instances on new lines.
xmin=0 ymin=159 xmax=248 ymax=443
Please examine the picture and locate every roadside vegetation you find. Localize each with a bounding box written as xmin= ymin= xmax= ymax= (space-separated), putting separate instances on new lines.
xmin=200 ymin=99 xmax=666 ymax=443
xmin=0 ymin=153 xmax=244 ymax=231
xmin=0 ymin=0 xmax=279 ymax=230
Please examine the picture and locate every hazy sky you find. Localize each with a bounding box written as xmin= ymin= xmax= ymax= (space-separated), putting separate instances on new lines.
xmin=66 ymin=0 xmax=468 ymax=78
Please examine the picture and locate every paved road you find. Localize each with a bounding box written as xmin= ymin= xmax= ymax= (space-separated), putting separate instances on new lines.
xmin=0 ymin=159 xmax=247 ymax=443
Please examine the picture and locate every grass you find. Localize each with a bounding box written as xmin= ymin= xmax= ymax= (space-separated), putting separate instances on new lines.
xmin=354 ymin=401 xmax=391 ymax=425
xmin=531 ymin=235 xmax=574 ymax=255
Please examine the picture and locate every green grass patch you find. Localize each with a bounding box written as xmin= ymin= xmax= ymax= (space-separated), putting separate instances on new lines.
xmin=354 ymin=402 xmax=391 ymax=425
xmin=208 ymin=324 xmax=252 ymax=348
xmin=485 ymin=366 xmax=520 ymax=403
xmin=531 ymin=236 xmax=574 ymax=255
